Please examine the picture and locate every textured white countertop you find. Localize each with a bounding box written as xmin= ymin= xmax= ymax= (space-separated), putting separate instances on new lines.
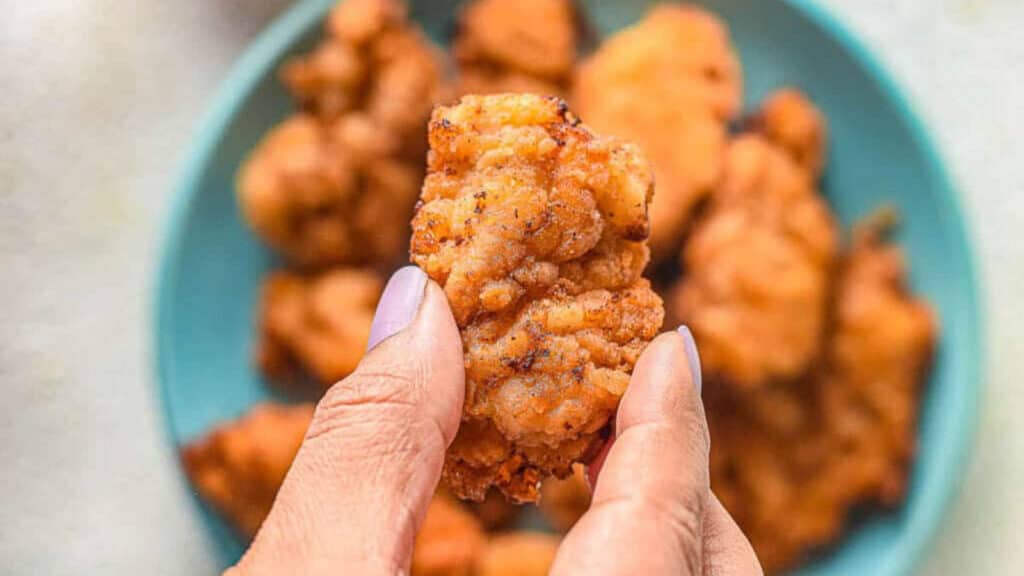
xmin=1 ymin=1 xmax=1020 ymax=573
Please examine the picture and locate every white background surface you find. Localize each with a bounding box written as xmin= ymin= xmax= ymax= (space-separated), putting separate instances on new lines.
xmin=1 ymin=1 xmax=1020 ymax=574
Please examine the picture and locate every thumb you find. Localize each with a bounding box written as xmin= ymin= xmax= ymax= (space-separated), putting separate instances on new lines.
xmin=551 ymin=328 xmax=759 ymax=576
xmin=232 ymin=266 xmax=464 ymax=576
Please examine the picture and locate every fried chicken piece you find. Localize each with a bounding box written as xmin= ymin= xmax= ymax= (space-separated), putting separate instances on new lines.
xmin=453 ymin=0 xmax=577 ymax=97
xmin=708 ymin=224 xmax=937 ymax=573
xmin=239 ymin=0 xmax=445 ymax=268
xmin=574 ymin=4 xmax=742 ymax=258
xmin=237 ymin=114 xmax=423 ymax=268
xmin=256 ymin=268 xmax=381 ymax=390
xmin=538 ymin=463 xmax=591 ymax=532
xmin=411 ymin=94 xmax=663 ymax=502
xmin=282 ymin=0 xmax=446 ymax=142
xmin=412 ymin=495 xmax=488 ymax=576
xmin=672 ymin=98 xmax=838 ymax=388
xmin=751 ymin=88 xmax=828 ymax=178
xmin=180 ymin=403 xmax=313 ymax=538
xmin=476 ymin=532 xmax=561 ymax=576
xmin=819 ymin=222 xmax=937 ymax=504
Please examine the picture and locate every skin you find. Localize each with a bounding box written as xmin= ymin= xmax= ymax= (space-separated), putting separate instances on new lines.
xmin=227 ymin=276 xmax=761 ymax=576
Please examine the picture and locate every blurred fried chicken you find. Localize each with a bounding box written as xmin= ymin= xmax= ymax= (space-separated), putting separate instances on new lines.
xmin=412 ymin=495 xmax=488 ymax=576
xmin=476 ymin=532 xmax=561 ymax=576
xmin=672 ymin=92 xmax=838 ymax=389
xmin=538 ymin=463 xmax=591 ymax=531
xmin=238 ymin=0 xmax=445 ymax=268
xmin=467 ymin=489 xmax=523 ymax=530
xmin=283 ymin=0 xmax=446 ymax=143
xmin=574 ymin=4 xmax=742 ymax=258
xmin=411 ymin=94 xmax=663 ymax=502
xmin=181 ymin=403 xmax=313 ymax=538
xmin=751 ymin=88 xmax=828 ymax=179
xmin=708 ymin=223 xmax=937 ymax=573
xmin=453 ymin=0 xmax=577 ymax=97
xmin=256 ymin=268 xmax=381 ymax=390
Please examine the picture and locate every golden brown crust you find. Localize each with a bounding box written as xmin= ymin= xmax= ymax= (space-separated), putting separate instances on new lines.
xmin=412 ymin=495 xmax=487 ymax=576
xmin=672 ymin=99 xmax=838 ymax=388
xmin=412 ymin=94 xmax=662 ymax=502
xmin=180 ymin=403 xmax=313 ymax=538
xmin=574 ymin=4 xmax=742 ymax=258
xmin=256 ymin=268 xmax=381 ymax=390
xmin=708 ymin=227 xmax=936 ymax=573
xmin=453 ymin=0 xmax=577 ymax=97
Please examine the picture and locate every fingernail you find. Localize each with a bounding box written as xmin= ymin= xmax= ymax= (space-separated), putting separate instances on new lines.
xmin=367 ymin=266 xmax=428 ymax=351
xmin=676 ymin=325 xmax=702 ymax=394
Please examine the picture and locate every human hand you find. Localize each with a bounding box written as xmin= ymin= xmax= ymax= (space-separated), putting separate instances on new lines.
xmin=227 ymin=265 xmax=761 ymax=575
xmin=551 ymin=328 xmax=763 ymax=576
xmin=228 ymin=266 xmax=464 ymax=575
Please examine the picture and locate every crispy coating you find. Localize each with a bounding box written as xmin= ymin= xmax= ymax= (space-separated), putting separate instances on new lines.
xmin=411 ymin=94 xmax=663 ymax=502
xmin=256 ymin=268 xmax=381 ymax=390
xmin=672 ymin=99 xmax=838 ymax=388
xmin=751 ymin=88 xmax=828 ymax=178
xmin=239 ymin=0 xmax=445 ymax=268
xmin=538 ymin=463 xmax=591 ymax=532
xmin=476 ymin=532 xmax=561 ymax=576
xmin=575 ymin=4 xmax=742 ymax=258
xmin=412 ymin=495 xmax=488 ymax=576
xmin=708 ymin=226 xmax=937 ymax=573
xmin=453 ymin=0 xmax=577 ymax=97
xmin=180 ymin=403 xmax=313 ymax=538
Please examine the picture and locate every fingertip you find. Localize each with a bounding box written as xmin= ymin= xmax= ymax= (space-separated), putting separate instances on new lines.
xmin=367 ymin=265 xmax=428 ymax=352
xmin=617 ymin=330 xmax=697 ymax=433
xmin=676 ymin=325 xmax=702 ymax=394
xmin=409 ymin=280 xmax=463 ymax=369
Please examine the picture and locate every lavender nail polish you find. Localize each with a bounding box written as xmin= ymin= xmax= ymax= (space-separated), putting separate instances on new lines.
xmin=676 ymin=325 xmax=703 ymax=394
xmin=366 ymin=266 xmax=428 ymax=351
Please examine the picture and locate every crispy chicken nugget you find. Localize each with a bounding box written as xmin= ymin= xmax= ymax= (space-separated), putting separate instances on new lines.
xmin=575 ymin=4 xmax=742 ymax=257
xmin=476 ymin=532 xmax=561 ymax=576
xmin=256 ymin=268 xmax=381 ymax=390
xmin=412 ymin=495 xmax=488 ymax=576
xmin=672 ymin=97 xmax=838 ymax=388
xmin=708 ymin=224 xmax=936 ymax=573
xmin=453 ymin=0 xmax=577 ymax=97
xmin=411 ymin=94 xmax=663 ymax=502
xmin=180 ymin=403 xmax=313 ymax=538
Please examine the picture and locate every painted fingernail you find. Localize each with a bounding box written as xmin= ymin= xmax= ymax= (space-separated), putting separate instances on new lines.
xmin=676 ymin=325 xmax=702 ymax=394
xmin=367 ymin=266 xmax=428 ymax=351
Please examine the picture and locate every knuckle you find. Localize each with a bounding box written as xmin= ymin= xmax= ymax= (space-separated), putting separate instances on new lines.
xmin=304 ymin=359 xmax=445 ymax=458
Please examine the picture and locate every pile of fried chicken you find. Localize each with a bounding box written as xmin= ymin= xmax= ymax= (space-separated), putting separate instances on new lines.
xmin=181 ymin=1 xmax=937 ymax=574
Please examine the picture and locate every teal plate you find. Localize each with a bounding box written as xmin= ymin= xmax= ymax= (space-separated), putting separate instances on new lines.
xmin=156 ymin=0 xmax=984 ymax=573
